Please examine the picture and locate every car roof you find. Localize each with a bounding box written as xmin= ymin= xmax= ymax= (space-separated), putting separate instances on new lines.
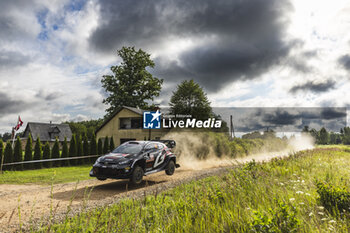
xmin=125 ymin=141 xmax=164 ymax=146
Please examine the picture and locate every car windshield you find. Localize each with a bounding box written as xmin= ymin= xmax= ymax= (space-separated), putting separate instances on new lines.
xmin=112 ymin=143 xmax=142 ymax=154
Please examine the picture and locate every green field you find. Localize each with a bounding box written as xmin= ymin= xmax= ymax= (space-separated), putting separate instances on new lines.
xmin=35 ymin=147 xmax=350 ymax=232
xmin=0 ymin=165 xmax=93 ymax=185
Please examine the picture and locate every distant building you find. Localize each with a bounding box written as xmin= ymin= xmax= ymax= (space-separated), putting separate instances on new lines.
xmin=23 ymin=122 xmax=72 ymax=142
xmin=96 ymin=106 xmax=169 ymax=146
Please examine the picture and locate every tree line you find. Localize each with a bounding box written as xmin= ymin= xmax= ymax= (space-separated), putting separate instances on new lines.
xmin=302 ymin=126 xmax=350 ymax=145
xmin=0 ymin=134 xmax=116 ymax=171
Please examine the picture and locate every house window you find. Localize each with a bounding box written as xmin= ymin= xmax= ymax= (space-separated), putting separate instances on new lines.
xmin=119 ymin=118 xmax=142 ymax=129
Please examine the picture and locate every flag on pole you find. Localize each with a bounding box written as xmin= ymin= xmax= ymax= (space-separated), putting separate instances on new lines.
xmin=14 ymin=116 xmax=23 ymax=131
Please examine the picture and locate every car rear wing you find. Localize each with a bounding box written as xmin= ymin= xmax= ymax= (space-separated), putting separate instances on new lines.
xmin=151 ymin=139 xmax=176 ymax=148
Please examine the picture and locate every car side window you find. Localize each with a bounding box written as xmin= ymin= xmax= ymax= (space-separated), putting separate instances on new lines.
xmin=144 ymin=143 xmax=157 ymax=151
xmin=157 ymin=143 xmax=164 ymax=150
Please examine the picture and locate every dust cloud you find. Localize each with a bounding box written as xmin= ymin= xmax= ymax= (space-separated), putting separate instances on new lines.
xmin=162 ymin=132 xmax=315 ymax=170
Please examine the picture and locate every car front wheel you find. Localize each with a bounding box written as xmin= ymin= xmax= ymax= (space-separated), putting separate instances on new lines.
xmin=130 ymin=166 xmax=144 ymax=185
xmin=165 ymin=160 xmax=175 ymax=175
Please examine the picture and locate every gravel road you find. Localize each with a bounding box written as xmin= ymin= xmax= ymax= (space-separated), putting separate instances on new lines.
xmin=0 ymin=152 xmax=288 ymax=233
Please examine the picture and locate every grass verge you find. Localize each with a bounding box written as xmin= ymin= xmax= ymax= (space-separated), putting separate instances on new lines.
xmin=0 ymin=165 xmax=93 ymax=185
xmin=38 ymin=148 xmax=350 ymax=232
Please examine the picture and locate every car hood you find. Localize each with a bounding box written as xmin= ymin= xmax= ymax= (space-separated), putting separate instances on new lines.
xmin=98 ymin=152 xmax=136 ymax=163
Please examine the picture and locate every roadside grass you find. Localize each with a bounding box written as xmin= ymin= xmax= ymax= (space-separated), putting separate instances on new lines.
xmin=39 ymin=147 xmax=350 ymax=232
xmin=316 ymin=144 xmax=350 ymax=150
xmin=0 ymin=165 xmax=93 ymax=185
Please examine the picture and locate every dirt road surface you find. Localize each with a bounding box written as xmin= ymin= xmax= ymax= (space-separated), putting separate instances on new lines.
xmin=0 ymin=152 xmax=288 ymax=233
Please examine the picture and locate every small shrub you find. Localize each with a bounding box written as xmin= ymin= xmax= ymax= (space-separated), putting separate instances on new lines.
xmin=250 ymin=200 xmax=300 ymax=233
xmin=315 ymin=180 xmax=350 ymax=215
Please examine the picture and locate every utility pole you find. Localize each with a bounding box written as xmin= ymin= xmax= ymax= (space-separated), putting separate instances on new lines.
xmin=230 ymin=115 xmax=235 ymax=139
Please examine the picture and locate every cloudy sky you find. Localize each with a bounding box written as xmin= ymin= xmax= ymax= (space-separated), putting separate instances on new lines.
xmin=0 ymin=0 xmax=350 ymax=133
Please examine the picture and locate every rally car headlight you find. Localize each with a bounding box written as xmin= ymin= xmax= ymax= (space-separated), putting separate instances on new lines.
xmin=96 ymin=157 xmax=103 ymax=163
xmin=119 ymin=160 xmax=132 ymax=165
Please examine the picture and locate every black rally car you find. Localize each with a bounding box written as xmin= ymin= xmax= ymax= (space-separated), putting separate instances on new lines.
xmin=90 ymin=140 xmax=179 ymax=184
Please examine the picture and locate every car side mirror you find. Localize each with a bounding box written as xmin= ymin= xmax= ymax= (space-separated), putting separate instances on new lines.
xmin=168 ymin=141 xmax=176 ymax=148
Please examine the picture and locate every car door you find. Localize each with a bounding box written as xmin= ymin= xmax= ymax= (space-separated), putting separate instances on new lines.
xmin=152 ymin=143 xmax=166 ymax=169
xmin=144 ymin=143 xmax=158 ymax=171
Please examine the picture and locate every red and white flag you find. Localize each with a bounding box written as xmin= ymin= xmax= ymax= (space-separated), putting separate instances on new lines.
xmin=14 ymin=116 xmax=23 ymax=131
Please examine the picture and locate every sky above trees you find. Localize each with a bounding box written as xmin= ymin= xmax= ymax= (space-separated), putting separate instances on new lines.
xmin=0 ymin=0 xmax=350 ymax=133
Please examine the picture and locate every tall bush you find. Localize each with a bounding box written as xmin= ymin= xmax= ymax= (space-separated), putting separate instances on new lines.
xmin=3 ymin=141 xmax=13 ymax=170
xmin=97 ymin=138 xmax=103 ymax=155
xmin=110 ymin=136 xmax=115 ymax=151
xmin=0 ymin=139 xmax=3 ymax=170
xmin=61 ymin=137 xmax=69 ymax=166
xmin=52 ymin=137 xmax=60 ymax=167
xmin=83 ymin=134 xmax=89 ymax=164
xmin=43 ymin=142 xmax=51 ymax=168
xmin=76 ymin=135 xmax=83 ymax=165
xmin=90 ymin=133 xmax=97 ymax=163
xmin=103 ymin=136 xmax=109 ymax=154
xmin=69 ymin=134 xmax=77 ymax=166
xmin=13 ymin=136 xmax=23 ymax=170
xmin=33 ymin=137 xmax=42 ymax=169
xmin=24 ymin=134 xmax=33 ymax=169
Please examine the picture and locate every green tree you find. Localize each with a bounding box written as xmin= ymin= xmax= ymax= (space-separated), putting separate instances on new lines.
xmin=318 ymin=127 xmax=329 ymax=145
xmin=24 ymin=134 xmax=33 ymax=169
xmin=103 ymin=136 xmax=109 ymax=154
xmin=13 ymin=136 xmax=23 ymax=170
xmin=101 ymin=46 xmax=163 ymax=117
xmin=0 ymin=139 xmax=3 ymax=171
xmin=90 ymin=133 xmax=97 ymax=163
xmin=43 ymin=142 xmax=51 ymax=168
xmin=52 ymin=138 xmax=60 ymax=167
xmin=33 ymin=137 xmax=42 ymax=169
xmin=61 ymin=137 xmax=69 ymax=166
xmin=3 ymin=141 xmax=13 ymax=170
xmin=302 ymin=125 xmax=309 ymax=133
xmin=83 ymin=134 xmax=89 ymax=164
xmin=76 ymin=135 xmax=83 ymax=165
xmin=109 ymin=136 xmax=115 ymax=151
xmin=97 ymin=138 xmax=103 ymax=155
xmin=169 ymin=80 xmax=212 ymax=120
xmin=342 ymin=127 xmax=350 ymax=145
xmin=69 ymin=134 xmax=77 ymax=166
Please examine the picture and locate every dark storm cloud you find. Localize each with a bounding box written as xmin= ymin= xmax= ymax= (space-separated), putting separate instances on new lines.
xmin=90 ymin=0 xmax=295 ymax=91
xmin=0 ymin=0 xmax=39 ymax=41
xmin=289 ymin=80 xmax=336 ymax=94
xmin=0 ymin=92 xmax=30 ymax=117
xmin=213 ymin=107 xmax=346 ymax=132
xmin=320 ymin=108 xmax=347 ymax=120
xmin=35 ymin=89 xmax=62 ymax=101
xmin=338 ymin=55 xmax=350 ymax=71
xmin=262 ymin=110 xmax=299 ymax=125
xmin=0 ymin=50 xmax=30 ymax=69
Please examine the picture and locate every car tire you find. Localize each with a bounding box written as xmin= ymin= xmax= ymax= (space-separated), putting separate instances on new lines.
xmin=130 ymin=166 xmax=144 ymax=185
xmin=97 ymin=177 xmax=107 ymax=181
xmin=165 ymin=160 xmax=175 ymax=175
